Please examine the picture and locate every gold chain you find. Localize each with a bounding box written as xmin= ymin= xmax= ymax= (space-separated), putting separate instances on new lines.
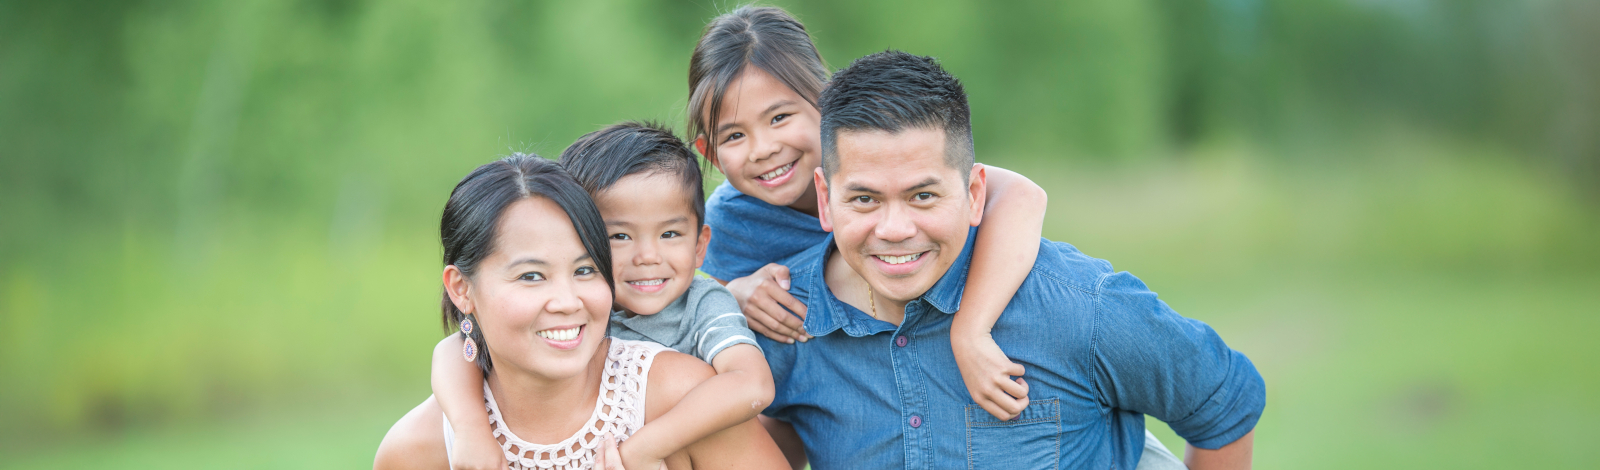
xmin=868 ymin=287 xmax=878 ymax=320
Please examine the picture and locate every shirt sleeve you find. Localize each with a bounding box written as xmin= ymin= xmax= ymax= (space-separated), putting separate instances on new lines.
xmin=688 ymin=281 xmax=762 ymax=363
xmin=1090 ymin=270 xmax=1266 ymax=450
xmin=701 ymin=186 xmax=767 ymax=281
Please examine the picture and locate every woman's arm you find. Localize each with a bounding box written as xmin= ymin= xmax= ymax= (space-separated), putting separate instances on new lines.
xmin=635 ymin=351 xmax=788 ymax=470
xmin=953 ymin=164 xmax=1047 ymax=421
xmin=621 ymin=344 xmax=775 ymax=470
xmin=430 ymin=335 xmax=506 ymax=470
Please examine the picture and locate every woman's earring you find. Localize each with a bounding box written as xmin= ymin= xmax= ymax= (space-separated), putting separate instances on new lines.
xmin=461 ymin=316 xmax=479 ymax=362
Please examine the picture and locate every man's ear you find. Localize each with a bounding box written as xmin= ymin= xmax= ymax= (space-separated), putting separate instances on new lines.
xmin=694 ymin=135 xmax=719 ymax=172
xmin=693 ymin=224 xmax=712 ymax=269
xmin=814 ymin=167 xmax=834 ymax=232
xmin=443 ymin=265 xmax=474 ymax=315
xmin=968 ymin=163 xmax=987 ymax=227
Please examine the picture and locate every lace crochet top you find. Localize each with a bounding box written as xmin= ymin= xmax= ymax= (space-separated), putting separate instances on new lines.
xmin=444 ymin=338 xmax=671 ymax=470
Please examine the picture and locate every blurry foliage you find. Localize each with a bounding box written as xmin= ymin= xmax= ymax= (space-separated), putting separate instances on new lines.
xmin=0 ymin=0 xmax=1596 ymax=465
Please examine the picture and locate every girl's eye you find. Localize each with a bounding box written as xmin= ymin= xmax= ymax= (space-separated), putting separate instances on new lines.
xmin=575 ymin=265 xmax=598 ymax=277
xmin=661 ymin=230 xmax=681 ymax=239
xmin=519 ymin=272 xmax=545 ymax=282
xmin=610 ymin=233 xmax=631 ymax=241
xmin=771 ymin=113 xmax=790 ymax=125
xmin=723 ymin=132 xmax=744 ymax=144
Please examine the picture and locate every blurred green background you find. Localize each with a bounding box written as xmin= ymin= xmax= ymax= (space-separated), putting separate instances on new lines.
xmin=3 ymin=0 xmax=1597 ymax=468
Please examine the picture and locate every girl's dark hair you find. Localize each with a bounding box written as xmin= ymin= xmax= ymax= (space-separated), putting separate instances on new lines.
xmin=687 ymin=5 xmax=829 ymax=163
xmin=560 ymin=121 xmax=705 ymax=227
xmin=439 ymin=153 xmax=613 ymax=374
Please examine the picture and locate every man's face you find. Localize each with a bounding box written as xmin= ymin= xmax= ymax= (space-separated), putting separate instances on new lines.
xmin=815 ymin=127 xmax=985 ymax=304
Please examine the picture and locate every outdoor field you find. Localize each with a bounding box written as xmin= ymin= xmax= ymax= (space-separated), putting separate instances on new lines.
xmin=3 ymin=1 xmax=1597 ymax=468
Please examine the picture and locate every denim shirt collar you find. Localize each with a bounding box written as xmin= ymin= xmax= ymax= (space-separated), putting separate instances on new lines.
xmin=802 ymin=227 xmax=979 ymax=337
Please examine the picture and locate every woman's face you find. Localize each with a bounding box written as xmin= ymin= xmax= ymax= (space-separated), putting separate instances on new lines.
xmin=703 ymin=67 xmax=822 ymax=211
xmin=455 ymin=197 xmax=613 ymax=381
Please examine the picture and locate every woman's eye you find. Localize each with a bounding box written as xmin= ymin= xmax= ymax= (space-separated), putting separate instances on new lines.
xmin=574 ymin=265 xmax=598 ymax=277
xmin=771 ymin=113 xmax=790 ymax=125
xmin=519 ymin=272 xmax=545 ymax=282
xmin=661 ymin=231 xmax=681 ymax=239
xmin=610 ymin=233 xmax=630 ymax=241
xmin=723 ymin=132 xmax=744 ymax=144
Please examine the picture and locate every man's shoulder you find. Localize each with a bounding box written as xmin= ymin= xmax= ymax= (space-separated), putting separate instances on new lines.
xmin=1022 ymin=238 xmax=1117 ymax=295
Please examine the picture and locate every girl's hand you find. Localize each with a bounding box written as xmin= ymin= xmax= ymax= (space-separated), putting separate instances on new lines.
xmin=951 ymin=326 xmax=1029 ymax=420
xmin=727 ymin=263 xmax=810 ymax=343
xmin=451 ymin=429 xmax=509 ymax=470
xmin=597 ymin=434 xmax=666 ymax=470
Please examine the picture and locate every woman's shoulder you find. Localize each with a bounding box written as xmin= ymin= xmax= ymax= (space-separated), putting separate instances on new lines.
xmin=373 ymin=396 xmax=449 ymax=470
xmin=642 ymin=349 xmax=715 ymax=421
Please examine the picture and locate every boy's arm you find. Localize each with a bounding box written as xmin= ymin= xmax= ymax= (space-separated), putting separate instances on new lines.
xmin=953 ymin=164 xmax=1047 ymax=420
xmin=431 ymin=335 xmax=507 ymax=470
xmin=620 ymin=344 xmax=773 ymax=470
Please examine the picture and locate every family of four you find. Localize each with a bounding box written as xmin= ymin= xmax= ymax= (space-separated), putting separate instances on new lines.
xmin=374 ymin=6 xmax=1264 ymax=470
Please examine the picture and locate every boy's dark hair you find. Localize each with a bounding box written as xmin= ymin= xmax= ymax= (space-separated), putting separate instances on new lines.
xmin=688 ymin=6 xmax=829 ymax=162
xmin=559 ymin=121 xmax=706 ymax=227
xmin=440 ymin=153 xmax=613 ymax=374
xmin=818 ymin=50 xmax=975 ymax=181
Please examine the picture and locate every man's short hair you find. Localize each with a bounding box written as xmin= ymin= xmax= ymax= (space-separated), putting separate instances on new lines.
xmin=818 ymin=50 xmax=975 ymax=181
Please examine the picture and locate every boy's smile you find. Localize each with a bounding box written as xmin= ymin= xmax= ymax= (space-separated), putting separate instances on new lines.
xmin=591 ymin=171 xmax=712 ymax=316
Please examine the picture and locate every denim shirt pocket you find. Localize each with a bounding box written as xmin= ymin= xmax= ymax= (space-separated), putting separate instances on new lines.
xmin=965 ymin=398 xmax=1061 ymax=470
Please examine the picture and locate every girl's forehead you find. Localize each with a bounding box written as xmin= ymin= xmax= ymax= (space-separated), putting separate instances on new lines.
xmin=717 ymin=67 xmax=805 ymax=122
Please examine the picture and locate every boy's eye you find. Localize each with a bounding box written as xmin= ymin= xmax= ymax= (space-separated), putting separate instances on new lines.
xmin=610 ymin=233 xmax=630 ymax=241
xmin=723 ymin=132 xmax=744 ymax=144
xmin=771 ymin=113 xmax=790 ymax=125
xmin=661 ymin=230 xmax=681 ymax=239
xmin=519 ymin=272 xmax=545 ymax=282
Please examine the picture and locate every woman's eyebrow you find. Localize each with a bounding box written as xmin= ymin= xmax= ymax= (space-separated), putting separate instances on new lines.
xmin=507 ymin=258 xmax=548 ymax=268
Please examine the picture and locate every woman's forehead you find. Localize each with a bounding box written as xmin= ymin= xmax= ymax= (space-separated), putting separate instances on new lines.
xmin=489 ymin=197 xmax=588 ymax=265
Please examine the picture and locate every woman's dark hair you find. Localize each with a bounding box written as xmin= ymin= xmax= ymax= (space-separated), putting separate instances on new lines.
xmin=687 ymin=5 xmax=829 ymax=163
xmin=439 ymin=153 xmax=613 ymax=374
xmin=560 ymin=121 xmax=706 ymax=227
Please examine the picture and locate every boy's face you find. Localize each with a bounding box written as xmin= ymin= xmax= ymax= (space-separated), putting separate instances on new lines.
xmin=815 ymin=127 xmax=985 ymax=304
xmin=703 ymin=67 xmax=822 ymax=208
xmin=591 ymin=172 xmax=710 ymax=316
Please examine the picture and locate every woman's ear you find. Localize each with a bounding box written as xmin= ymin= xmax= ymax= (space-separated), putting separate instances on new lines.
xmin=443 ymin=265 xmax=474 ymax=315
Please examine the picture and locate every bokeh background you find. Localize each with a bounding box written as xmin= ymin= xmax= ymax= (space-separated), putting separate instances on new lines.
xmin=3 ymin=0 xmax=1598 ymax=468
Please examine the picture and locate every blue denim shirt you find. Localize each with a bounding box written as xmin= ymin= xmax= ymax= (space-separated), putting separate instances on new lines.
xmin=757 ymin=229 xmax=1265 ymax=470
xmin=701 ymin=181 xmax=828 ymax=281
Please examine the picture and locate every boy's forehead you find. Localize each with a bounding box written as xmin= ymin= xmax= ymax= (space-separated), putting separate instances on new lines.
xmin=595 ymin=172 xmax=699 ymax=221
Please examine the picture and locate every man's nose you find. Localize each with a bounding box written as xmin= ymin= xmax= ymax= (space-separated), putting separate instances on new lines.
xmin=874 ymin=203 xmax=917 ymax=243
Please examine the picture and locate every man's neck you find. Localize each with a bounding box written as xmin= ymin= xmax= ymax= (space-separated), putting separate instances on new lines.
xmin=824 ymin=248 xmax=908 ymax=326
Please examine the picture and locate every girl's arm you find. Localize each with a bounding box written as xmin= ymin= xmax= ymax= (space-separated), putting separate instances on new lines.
xmin=620 ymin=344 xmax=775 ymax=470
xmin=431 ymin=335 xmax=508 ymax=470
xmin=954 ymin=164 xmax=1048 ymax=421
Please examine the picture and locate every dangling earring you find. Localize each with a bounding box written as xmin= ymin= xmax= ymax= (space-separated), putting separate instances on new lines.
xmin=461 ymin=315 xmax=479 ymax=362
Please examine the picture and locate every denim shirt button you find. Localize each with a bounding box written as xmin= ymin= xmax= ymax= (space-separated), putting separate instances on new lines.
xmin=895 ymin=335 xmax=908 ymax=347
xmin=909 ymin=415 xmax=922 ymax=428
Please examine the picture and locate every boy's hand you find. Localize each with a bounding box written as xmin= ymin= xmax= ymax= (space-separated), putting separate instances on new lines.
xmin=451 ymin=428 xmax=509 ymax=470
xmin=619 ymin=439 xmax=667 ymax=470
xmin=727 ymin=263 xmax=810 ymax=343
xmin=952 ymin=326 xmax=1029 ymax=420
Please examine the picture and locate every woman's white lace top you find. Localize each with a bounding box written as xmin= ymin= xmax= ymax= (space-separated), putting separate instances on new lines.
xmin=444 ymin=338 xmax=671 ymax=470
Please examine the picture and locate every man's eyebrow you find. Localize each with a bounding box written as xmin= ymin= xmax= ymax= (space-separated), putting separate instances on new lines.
xmin=906 ymin=177 xmax=941 ymax=191
xmin=845 ymin=184 xmax=883 ymax=195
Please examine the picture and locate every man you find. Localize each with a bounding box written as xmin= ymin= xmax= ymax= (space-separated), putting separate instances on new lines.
xmin=755 ymin=51 xmax=1264 ymax=469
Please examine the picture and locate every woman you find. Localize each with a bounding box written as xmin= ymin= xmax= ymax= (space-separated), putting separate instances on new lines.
xmin=374 ymin=154 xmax=786 ymax=469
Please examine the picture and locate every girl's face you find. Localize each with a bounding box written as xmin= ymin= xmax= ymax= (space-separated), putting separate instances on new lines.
xmin=448 ymin=197 xmax=613 ymax=381
xmin=702 ymin=67 xmax=822 ymax=213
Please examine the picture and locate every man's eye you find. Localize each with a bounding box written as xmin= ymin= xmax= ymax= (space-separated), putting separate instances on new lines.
xmin=661 ymin=231 xmax=681 ymax=239
xmin=914 ymin=192 xmax=934 ymax=201
xmin=723 ymin=132 xmax=744 ymax=144
xmin=519 ymin=272 xmax=545 ymax=281
xmin=610 ymin=233 xmax=630 ymax=241
xmin=771 ymin=113 xmax=790 ymax=125
xmin=853 ymin=195 xmax=874 ymax=204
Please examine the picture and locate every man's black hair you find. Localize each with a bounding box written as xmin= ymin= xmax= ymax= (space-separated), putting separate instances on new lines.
xmin=559 ymin=121 xmax=706 ymax=228
xmin=818 ymin=50 xmax=975 ymax=181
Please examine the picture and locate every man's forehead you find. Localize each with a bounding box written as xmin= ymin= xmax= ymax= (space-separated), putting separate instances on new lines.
xmin=833 ymin=128 xmax=958 ymax=190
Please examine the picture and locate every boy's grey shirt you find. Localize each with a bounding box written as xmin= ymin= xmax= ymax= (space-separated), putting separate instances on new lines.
xmin=609 ymin=276 xmax=760 ymax=363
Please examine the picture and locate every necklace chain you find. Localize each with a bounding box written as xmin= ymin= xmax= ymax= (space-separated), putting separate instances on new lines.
xmin=868 ymin=287 xmax=878 ymax=319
